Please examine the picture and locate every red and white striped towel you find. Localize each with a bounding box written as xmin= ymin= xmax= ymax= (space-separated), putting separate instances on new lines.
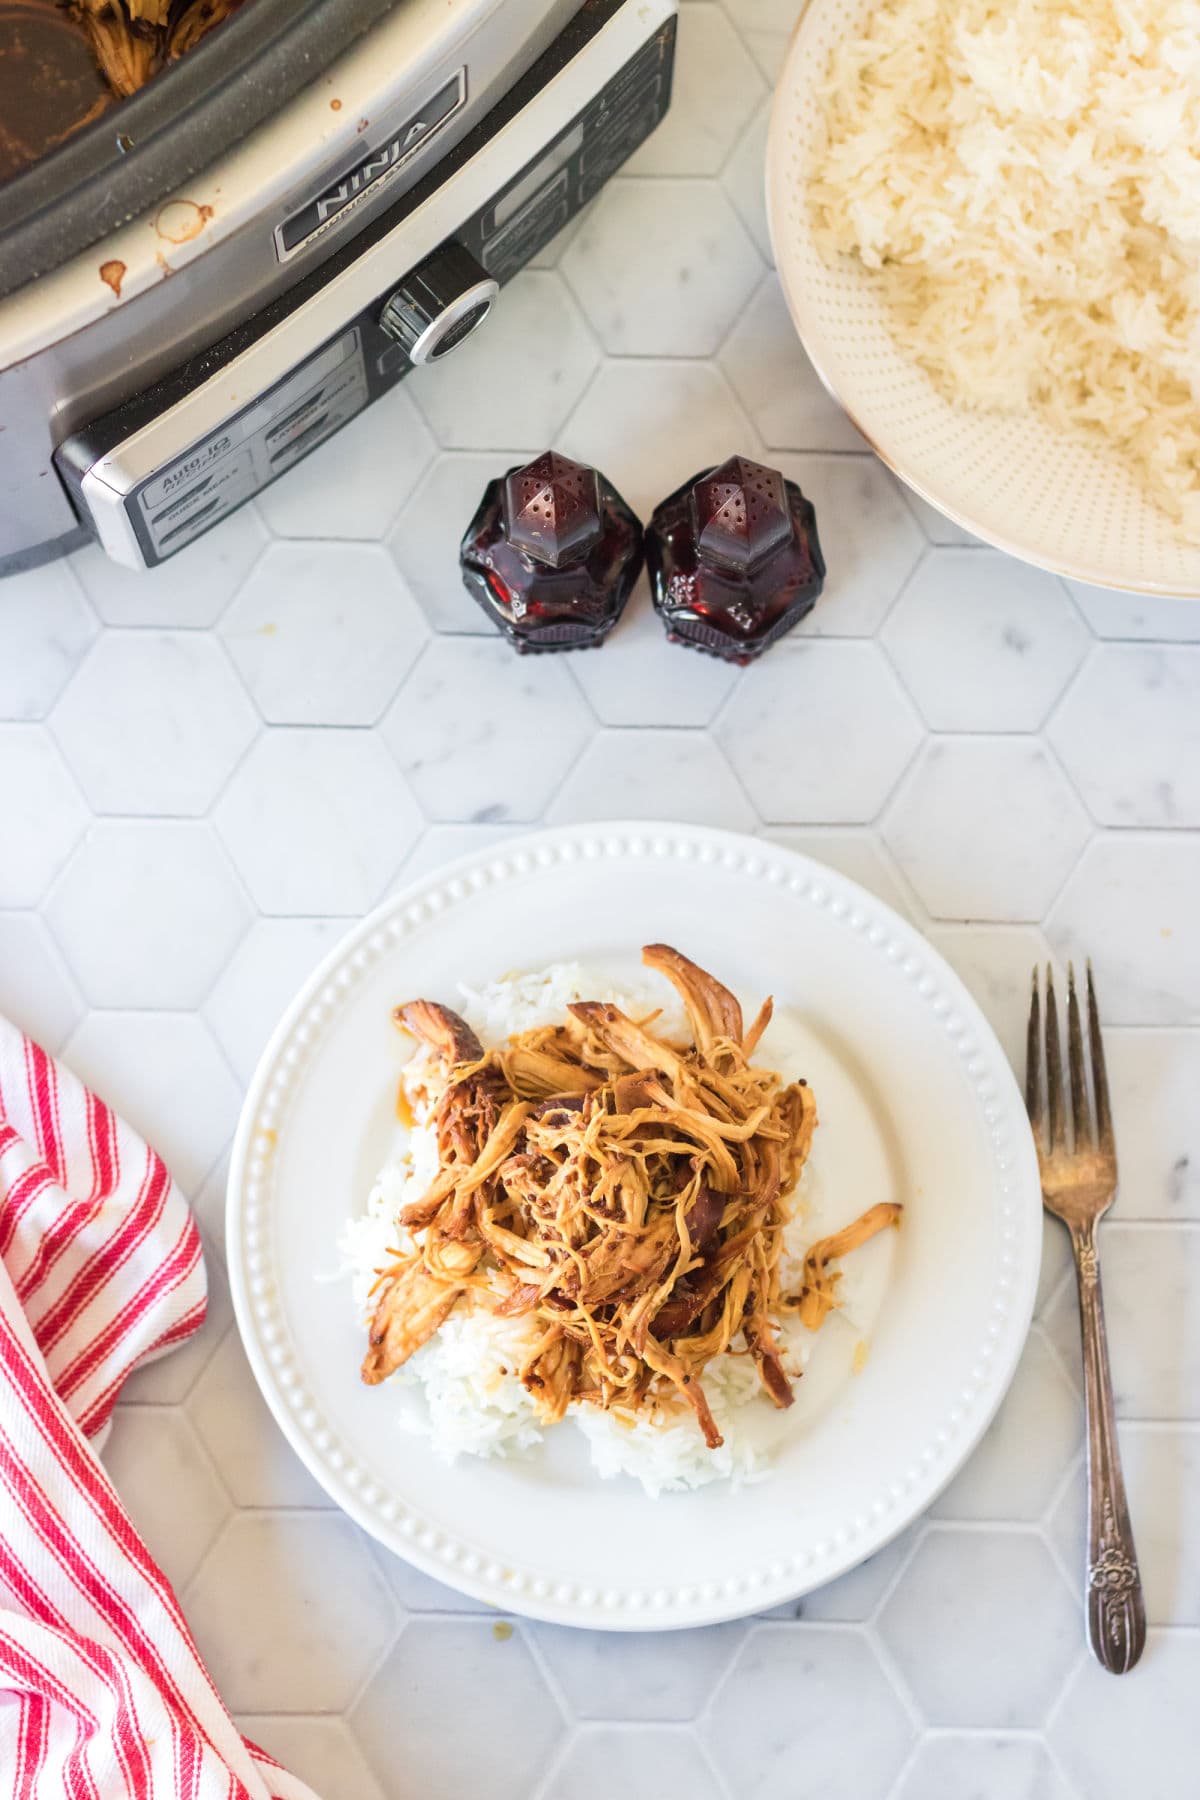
xmin=0 ymin=1018 xmax=321 ymax=1799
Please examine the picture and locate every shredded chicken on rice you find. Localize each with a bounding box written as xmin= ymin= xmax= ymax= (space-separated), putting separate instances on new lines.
xmin=361 ymin=946 xmax=900 ymax=1452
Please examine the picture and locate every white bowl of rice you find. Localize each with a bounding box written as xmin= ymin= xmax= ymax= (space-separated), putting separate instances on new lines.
xmin=768 ymin=0 xmax=1200 ymax=595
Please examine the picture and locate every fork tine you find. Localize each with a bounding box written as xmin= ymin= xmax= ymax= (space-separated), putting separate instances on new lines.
xmin=1045 ymin=965 xmax=1064 ymax=1152
xmin=1025 ymin=967 xmax=1042 ymax=1140
xmin=1066 ymin=963 xmax=1091 ymax=1148
xmin=1087 ymin=960 xmax=1115 ymax=1153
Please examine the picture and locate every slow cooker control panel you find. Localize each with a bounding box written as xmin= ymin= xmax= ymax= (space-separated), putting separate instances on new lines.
xmin=56 ymin=4 xmax=675 ymax=569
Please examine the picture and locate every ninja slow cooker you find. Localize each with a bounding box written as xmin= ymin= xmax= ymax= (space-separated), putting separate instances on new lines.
xmin=0 ymin=0 xmax=675 ymax=574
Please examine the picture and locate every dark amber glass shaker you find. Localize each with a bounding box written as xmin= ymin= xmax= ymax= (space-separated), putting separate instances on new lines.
xmin=645 ymin=454 xmax=824 ymax=663
xmin=460 ymin=452 xmax=643 ymax=653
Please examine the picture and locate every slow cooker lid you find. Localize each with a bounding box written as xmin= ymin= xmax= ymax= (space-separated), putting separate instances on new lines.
xmin=0 ymin=0 xmax=400 ymax=300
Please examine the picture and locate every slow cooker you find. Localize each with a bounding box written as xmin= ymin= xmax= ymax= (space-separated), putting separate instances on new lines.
xmin=0 ymin=0 xmax=676 ymax=575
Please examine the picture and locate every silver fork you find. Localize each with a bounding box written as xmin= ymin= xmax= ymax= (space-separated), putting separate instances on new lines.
xmin=1026 ymin=962 xmax=1145 ymax=1674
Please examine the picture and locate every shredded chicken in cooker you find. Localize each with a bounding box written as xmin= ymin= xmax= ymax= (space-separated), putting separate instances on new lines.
xmin=361 ymin=946 xmax=901 ymax=1452
xmin=64 ymin=0 xmax=246 ymax=99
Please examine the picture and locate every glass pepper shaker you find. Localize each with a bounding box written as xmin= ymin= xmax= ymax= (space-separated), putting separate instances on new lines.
xmin=645 ymin=454 xmax=825 ymax=663
xmin=460 ymin=452 xmax=644 ymax=653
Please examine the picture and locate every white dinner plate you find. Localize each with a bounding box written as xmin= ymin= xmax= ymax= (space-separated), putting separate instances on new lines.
xmin=227 ymin=822 xmax=1042 ymax=1631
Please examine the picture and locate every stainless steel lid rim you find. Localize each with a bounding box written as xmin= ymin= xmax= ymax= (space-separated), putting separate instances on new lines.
xmin=0 ymin=0 xmax=398 ymax=299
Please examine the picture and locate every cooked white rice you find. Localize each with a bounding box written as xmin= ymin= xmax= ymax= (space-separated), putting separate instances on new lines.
xmin=339 ymin=963 xmax=844 ymax=1497
xmin=810 ymin=0 xmax=1200 ymax=538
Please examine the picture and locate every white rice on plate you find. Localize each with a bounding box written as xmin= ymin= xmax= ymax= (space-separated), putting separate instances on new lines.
xmin=339 ymin=962 xmax=857 ymax=1498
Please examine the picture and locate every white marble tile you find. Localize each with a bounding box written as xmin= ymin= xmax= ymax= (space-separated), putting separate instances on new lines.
xmin=924 ymin=924 xmax=1051 ymax=1075
xmin=0 ymin=914 xmax=83 ymax=1052
xmin=352 ymin=1621 xmax=564 ymax=1799
xmin=120 ymin=1242 xmax=233 ymax=1406
xmin=186 ymin=1514 xmax=396 ymax=1713
xmin=562 ymin=179 xmax=763 ymax=357
xmin=704 ymin=1625 xmax=913 ymax=1799
xmin=102 ymin=1407 xmax=230 ymax=1593
xmin=546 ymin=1728 xmax=723 ymax=1800
xmin=720 ymin=100 xmax=773 ymax=263
xmin=236 ymin=1717 xmax=385 ymax=1800
xmin=388 ymin=454 xmax=520 ymax=635
xmin=204 ymin=917 xmax=344 ymax=1084
xmin=70 ymin=506 xmax=267 ymax=627
xmin=46 ymin=821 xmax=251 ymax=1010
xmin=1102 ymin=1030 xmax=1200 ymax=1219
xmin=188 ymin=1331 xmax=331 ymax=1510
xmin=883 ymin=740 xmax=1091 ymax=923
xmin=1036 ymin=1215 xmax=1074 ymax=1319
xmin=409 ymin=271 xmax=599 ymax=450
xmin=798 ymin=1529 xmax=919 ymax=1622
xmin=781 ymin=454 xmax=924 ymax=635
xmin=1047 ymin=837 xmax=1200 ymax=1024
xmin=529 ymin=1622 xmax=743 ymax=1720
xmin=742 ymin=26 xmax=790 ymax=81
xmin=1043 ymin=1224 xmax=1200 ymax=1421
xmin=0 ymin=561 xmax=96 ymax=721
xmin=761 ymin=827 xmax=919 ymax=920
xmin=559 ymin=360 xmax=755 ymax=524
xmin=882 ymin=553 xmax=1088 ymax=731
xmin=219 ymin=543 xmax=427 ymax=726
xmin=548 ymin=728 xmax=755 ymax=828
xmin=1048 ymin=646 xmax=1200 ymax=825
xmin=567 ymin=582 xmax=741 ymax=726
xmin=931 ymin=1330 xmax=1081 ymax=1522
xmin=50 ymin=631 xmax=258 ymax=816
xmin=628 ymin=3 xmax=764 ymax=176
xmin=255 ymin=384 xmax=434 ymax=540
xmin=1050 ymin=1630 xmax=1200 ymax=1800
xmin=62 ymin=1016 xmax=241 ymax=1196
xmin=719 ymin=279 xmax=865 ymax=453
xmin=895 ymin=1734 xmax=1076 ymax=1800
xmin=190 ymin=1152 xmax=231 ymax=1257
xmin=1063 ymin=578 xmax=1200 ymax=642
xmin=215 ymin=728 xmax=421 ymax=913
xmin=877 ymin=1529 xmax=1078 ymax=1726
xmin=720 ymin=0 xmax=812 ymax=35
xmin=0 ymin=727 xmax=89 ymax=907
xmin=382 ymin=637 xmax=591 ymax=822
xmin=716 ymin=641 xmax=922 ymax=823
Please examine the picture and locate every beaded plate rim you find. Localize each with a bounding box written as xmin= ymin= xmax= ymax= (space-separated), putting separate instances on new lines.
xmin=227 ymin=821 xmax=1042 ymax=1631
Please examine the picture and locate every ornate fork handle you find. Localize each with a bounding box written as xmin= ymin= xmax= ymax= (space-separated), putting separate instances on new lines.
xmin=1072 ymin=1221 xmax=1146 ymax=1674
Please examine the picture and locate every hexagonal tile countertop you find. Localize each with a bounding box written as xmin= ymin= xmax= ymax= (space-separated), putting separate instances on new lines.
xmin=3 ymin=7 xmax=1199 ymax=1794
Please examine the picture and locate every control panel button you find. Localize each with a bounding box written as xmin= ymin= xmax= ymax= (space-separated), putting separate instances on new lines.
xmin=379 ymin=243 xmax=498 ymax=365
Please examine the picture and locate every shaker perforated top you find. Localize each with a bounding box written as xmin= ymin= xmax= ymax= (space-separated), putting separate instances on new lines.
xmin=503 ymin=452 xmax=603 ymax=567
xmin=691 ymin=455 xmax=794 ymax=572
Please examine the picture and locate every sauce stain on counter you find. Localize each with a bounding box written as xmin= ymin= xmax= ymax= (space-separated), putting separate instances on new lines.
xmin=99 ymin=259 xmax=126 ymax=297
xmin=330 ymin=97 xmax=342 ymax=110
xmin=155 ymin=200 xmax=214 ymax=245
xmin=852 ymin=1338 xmax=870 ymax=1375
xmin=492 ymin=1621 xmax=513 ymax=1642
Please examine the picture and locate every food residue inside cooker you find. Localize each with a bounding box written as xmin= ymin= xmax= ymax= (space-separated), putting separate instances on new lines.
xmin=0 ymin=0 xmax=248 ymax=183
